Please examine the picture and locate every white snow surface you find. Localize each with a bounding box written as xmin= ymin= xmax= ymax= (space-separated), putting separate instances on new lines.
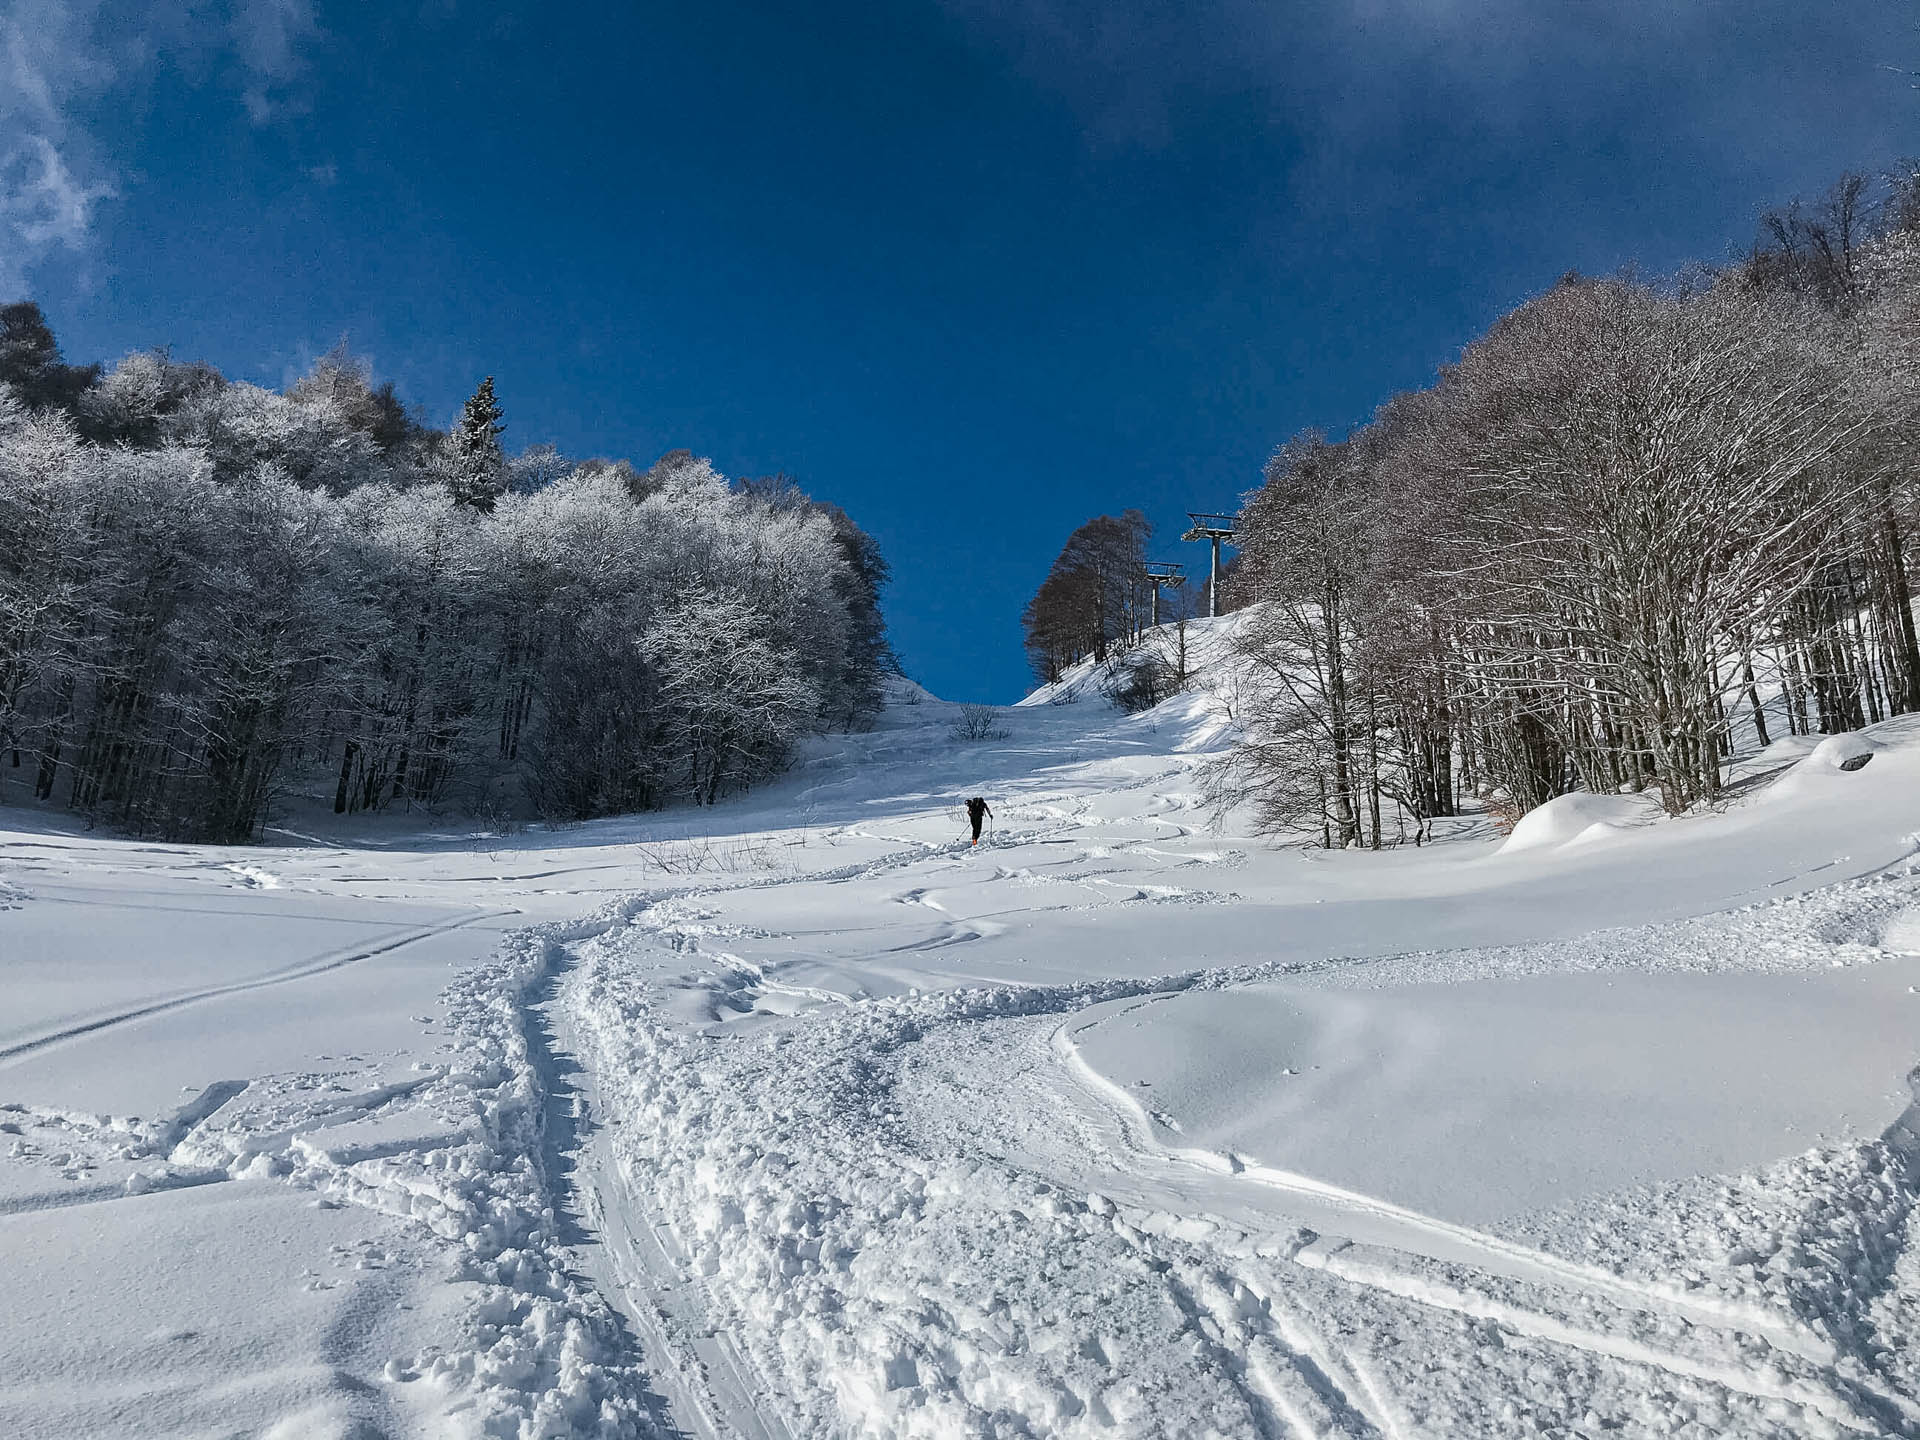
xmin=1497 ymin=790 xmax=1666 ymax=853
xmin=4 ymin=616 xmax=1920 ymax=1438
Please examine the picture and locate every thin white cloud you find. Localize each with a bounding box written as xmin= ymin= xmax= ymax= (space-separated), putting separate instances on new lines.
xmin=232 ymin=0 xmax=319 ymax=123
xmin=0 ymin=0 xmax=319 ymax=295
xmin=0 ymin=134 xmax=113 ymax=293
xmin=934 ymin=0 xmax=1904 ymax=156
xmin=1 ymin=1 xmax=114 ymax=132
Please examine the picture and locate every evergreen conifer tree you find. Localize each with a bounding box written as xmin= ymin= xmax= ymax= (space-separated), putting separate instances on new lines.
xmin=446 ymin=375 xmax=506 ymax=512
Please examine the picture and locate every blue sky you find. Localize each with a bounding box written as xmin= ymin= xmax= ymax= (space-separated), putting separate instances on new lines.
xmin=5 ymin=1 xmax=1917 ymax=701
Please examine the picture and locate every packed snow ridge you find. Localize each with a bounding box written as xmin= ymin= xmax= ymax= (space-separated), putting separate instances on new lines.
xmin=3 ymin=614 xmax=1920 ymax=1438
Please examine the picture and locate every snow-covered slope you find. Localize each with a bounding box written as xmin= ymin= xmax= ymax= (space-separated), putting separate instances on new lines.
xmin=3 ymin=675 xmax=1919 ymax=1438
xmin=1014 ymin=610 xmax=1252 ymax=714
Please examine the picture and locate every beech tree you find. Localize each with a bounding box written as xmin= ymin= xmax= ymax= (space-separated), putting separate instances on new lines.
xmin=1209 ymin=164 xmax=1920 ymax=846
xmin=1021 ymin=509 xmax=1152 ymax=682
xmin=640 ymin=589 xmax=820 ymax=805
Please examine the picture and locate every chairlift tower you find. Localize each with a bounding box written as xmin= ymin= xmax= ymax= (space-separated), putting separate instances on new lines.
xmin=1143 ymin=561 xmax=1186 ymax=628
xmin=1181 ymin=513 xmax=1237 ymax=619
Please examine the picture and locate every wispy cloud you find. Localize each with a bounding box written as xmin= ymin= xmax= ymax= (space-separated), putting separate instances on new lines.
xmin=231 ymin=0 xmax=319 ymax=123
xmin=935 ymin=0 xmax=1908 ymax=160
xmin=0 ymin=0 xmax=321 ymax=295
xmin=0 ymin=135 xmax=113 ymax=293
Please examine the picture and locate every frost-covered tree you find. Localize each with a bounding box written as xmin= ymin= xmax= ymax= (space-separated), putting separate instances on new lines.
xmin=640 ymin=589 xmax=820 ymax=804
xmin=289 ymin=346 xmax=434 ymax=461
xmin=76 ymin=350 xmax=217 ymax=446
xmin=506 ymin=442 xmax=570 ymax=496
xmin=0 ymin=306 xmax=893 ymax=839
xmin=0 ymin=380 xmax=28 ymax=435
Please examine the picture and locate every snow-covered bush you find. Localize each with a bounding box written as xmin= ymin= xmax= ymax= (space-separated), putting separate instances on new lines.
xmin=950 ymin=703 xmax=1010 ymax=741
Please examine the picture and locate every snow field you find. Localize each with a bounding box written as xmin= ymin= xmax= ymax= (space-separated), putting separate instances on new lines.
xmin=259 ymin=909 xmax=656 ymax=1435
xmin=7 ymin=618 xmax=1920 ymax=1436
xmin=564 ymin=877 xmax=1919 ymax=1437
xmin=1527 ymin=1141 xmax=1920 ymax=1412
xmin=568 ymin=908 xmax=1358 ymax=1437
xmin=0 ymin=883 xmax=667 ymax=1437
xmin=530 ymin=667 xmax=1920 ymax=1437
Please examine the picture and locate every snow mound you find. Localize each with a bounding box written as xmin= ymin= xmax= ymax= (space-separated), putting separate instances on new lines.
xmin=1499 ymin=791 xmax=1665 ymax=855
xmin=1882 ymin=906 xmax=1920 ymax=955
xmin=1760 ymin=730 xmax=1887 ymax=805
xmin=881 ymin=673 xmax=943 ymax=707
xmin=1801 ymin=732 xmax=1881 ymax=772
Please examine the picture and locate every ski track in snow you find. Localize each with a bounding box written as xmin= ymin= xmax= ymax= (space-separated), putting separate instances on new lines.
xmin=0 ymin=908 xmax=518 ymax=1068
xmin=550 ymin=857 xmax=1920 ymax=1438
xmin=4 ymin=893 xmax=680 ymax=1436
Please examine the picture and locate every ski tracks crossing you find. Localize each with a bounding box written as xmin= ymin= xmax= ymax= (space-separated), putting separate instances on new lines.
xmin=539 ymin=862 xmax=1920 ymax=1439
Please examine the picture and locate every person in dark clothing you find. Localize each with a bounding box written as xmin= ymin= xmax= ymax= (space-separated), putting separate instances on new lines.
xmin=966 ymin=796 xmax=992 ymax=846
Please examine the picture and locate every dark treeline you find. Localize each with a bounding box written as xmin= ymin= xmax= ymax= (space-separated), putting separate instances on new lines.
xmin=0 ymin=308 xmax=893 ymax=842
xmin=1020 ymin=508 xmax=1204 ymax=712
xmin=1212 ymin=167 xmax=1920 ymax=847
xmin=1021 ymin=509 xmax=1154 ymax=683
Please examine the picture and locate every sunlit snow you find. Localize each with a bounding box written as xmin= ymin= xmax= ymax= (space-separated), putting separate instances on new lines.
xmin=3 ymin=617 xmax=1918 ymax=1438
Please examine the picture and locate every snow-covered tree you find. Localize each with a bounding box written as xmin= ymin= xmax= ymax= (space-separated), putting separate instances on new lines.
xmin=0 ymin=305 xmax=893 ymax=839
xmin=445 ymin=376 xmax=506 ymax=513
xmin=78 ymin=350 xmax=224 ymax=447
xmin=640 ymin=588 xmax=820 ymax=805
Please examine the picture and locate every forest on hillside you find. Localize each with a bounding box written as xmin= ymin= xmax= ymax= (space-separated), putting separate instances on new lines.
xmin=1026 ymin=168 xmax=1920 ymax=847
xmin=0 ymin=311 xmax=892 ymax=842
